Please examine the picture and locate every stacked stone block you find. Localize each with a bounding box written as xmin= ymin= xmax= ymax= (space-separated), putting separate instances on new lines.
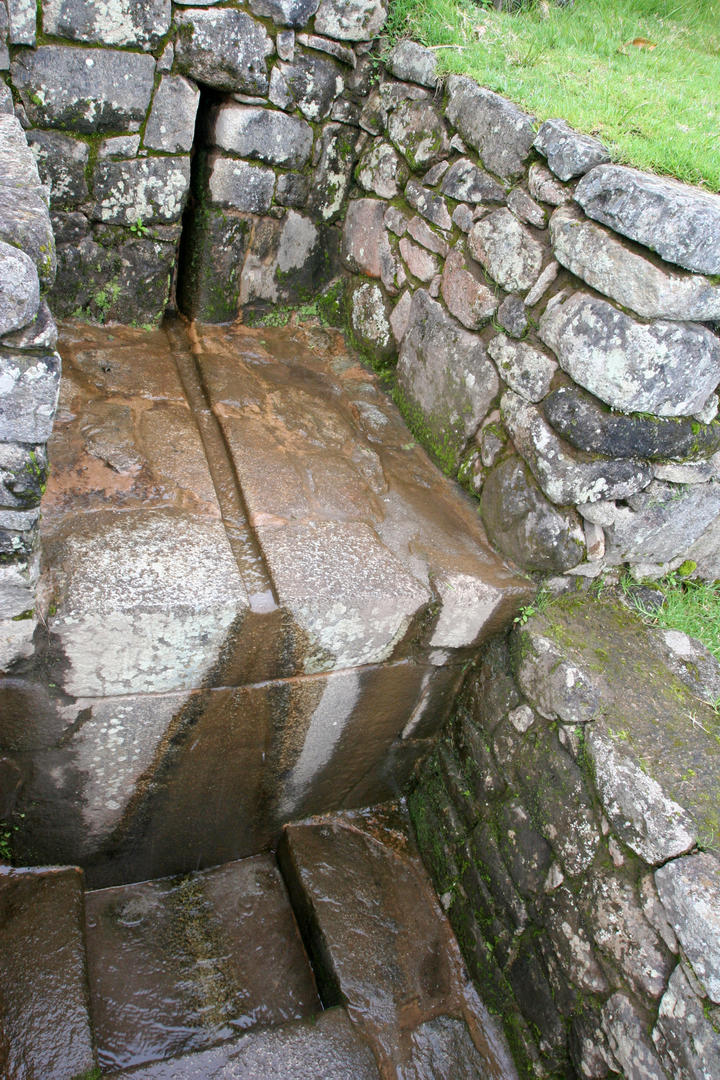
xmin=409 ymin=594 xmax=720 ymax=1079
xmin=0 ymin=110 xmax=58 ymax=668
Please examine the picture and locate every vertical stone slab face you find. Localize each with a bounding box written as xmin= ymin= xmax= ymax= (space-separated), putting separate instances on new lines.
xmin=42 ymin=0 xmax=172 ymax=49
xmin=176 ymin=200 xmax=251 ymax=324
xmin=174 ymin=8 xmax=273 ymax=94
xmin=0 ymin=866 xmax=96 ymax=1080
xmin=143 ymin=76 xmax=200 ymax=154
xmin=6 ymin=0 xmax=36 ymax=45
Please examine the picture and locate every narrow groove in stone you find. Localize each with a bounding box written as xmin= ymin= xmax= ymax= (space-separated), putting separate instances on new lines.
xmin=164 ymin=317 xmax=279 ymax=610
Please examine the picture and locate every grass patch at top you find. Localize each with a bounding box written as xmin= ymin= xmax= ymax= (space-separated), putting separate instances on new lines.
xmin=384 ymin=0 xmax=720 ymax=190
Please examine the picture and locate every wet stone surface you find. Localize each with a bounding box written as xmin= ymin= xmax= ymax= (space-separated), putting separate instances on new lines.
xmin=84 ymin=854 xmax=320 ymax=1072
xmin=5 ymin=319 xmax=529 ymax=879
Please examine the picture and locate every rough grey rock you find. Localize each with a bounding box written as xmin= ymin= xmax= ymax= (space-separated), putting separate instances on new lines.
xmin=399 ymin=236 xmax=438 ymax=282
xmin=207 ymin=156 xmax=275 ymax=214
xmin=544 ymin=385 xmax=720 ymax=462
xmin=384 ymin=206 xmax=408 ymax=237
xmin=468 ymin=209 xmax=544 ymax=293
xmin=212 ymin=104 xmax=313 ymax=169
xmin=440 ymin=250 xmax=497 ymax=330
xmin=90 ymin=158 xmax=190 ymax=226
xmin=585 ymin=728 xmax=696 ymax=865
xmin=11 ymin=46 xmax=155 ymax=134
xmin=541 ymin=885 xmax=607 ymax=987
xmin=0 ymin=83 xmax=12 ymax=112
xmin=143 ymin=76 xmax=200 ymax=154
xmin=1 ymin=299 xmax=57 ymax=351
xmin=27 ymin=130 xmax=89 ymax=210
xmin=550 ymin=205 xmax=720 ymax=321
xmin=6 ymin=0 xmax=35 ymax=45
xmin=314 ymin=0 xmax=388 ymax=40
xmin=603 ymin=993 xmax=670 ymax=1080
xmin=0 ymin=349 xmax=61 ymax=442
xmin=488 ymin=335 xmax=556 ymax=403
xmin=276 ymin=29 xmax=295 ymax=61
xmin=342 ymin=198 xmax=393 ymax=279
xmin=496 ymin=295 xmax=528 ymax=338
xmin=350 ymin=282 xmax=393 ymax=359
xmin=174 ymin=9 xmax=273 ymax=95
xmin=507 ymin=188 xmax=546 ymax=229
xmin=177 ymin=205 xmax=249 ymax=323
xmin=0 ymin=112 xmax=44 ymax=189
xmin=502 ymin=391 xmax=652 ymax=505
xmin=240 ymin=211 xmax=328 ymax=310
xmin=389 ymin=290 xmax=412 ymax=345
xmin=0 ymin=444 xmax=48 ymax=510
xmin=481 ymin=455 xmax=585 ymax=573
xmin=358 ymin=79 xmax=428 ymax=136
xmin=656 ymin=628 xmax=720 ymax=707
xmin=654 ymin=965 xmax=720 ymax=1080
xmin=386 ymin=41 xmax=438 ymax=88
xmin=525 ymin=260 xmax=560 ymax=307
xmin=422 ymin=161 xmax=449 ymax=187
xmin=446 ymin=76 xmax=535 ymax=180
xmin=355 ymin=141 xmax=408 ymax=199
xmin=583 ymin=872 xmax=672 ymax=999
xmin=248 ymin=0 xmax=321 ymax=27
xmin=0 ymin=185 xmax=56 ymax=289
xmin=655 ymin=853 xmax=720 ymax=1003
xmin=451 ymin=204 xmax=474 ymax=233
xmin=308 ymin=125 xmax=360 ymax=223
xmin=0 ymin=241 xmax=39 ymax=336
xmin=42 ymin=0 xmax=171 ymax=49
xmin=589 ymin=480 xmax=720 ymax=567
xmin=387 ymin=100 xmax=449 ymax=171
xmin=405 ymin=179 xmax=452 ymax=230
xmin=515 ymin=627 xmax=600 ymax=725
xmin=534 ymin=118 xmax=610 ymax=181
xmin=269 ymin=51 xmax=343 ymax=121
xmin=539 ymin=291 xmax=720 ymax=417
xmin=575 ymin=164 xmax=720 ymax=275
xmin=440 ymin=158 xmax=505 ymax=203
xmin=97 ymin=135 xmax=140 ymax=160
xmin=296 ymin=34 xmax=356 ymax=68
xmin=397 ymin=289 xmax=500 ymax=468
xmin=275 ymin=171 xmax=309 ymax=208
xmin=529 ymin=162 xmax=572 ymax=206
xmin=406 ymin=217 xmax=448 ymax=257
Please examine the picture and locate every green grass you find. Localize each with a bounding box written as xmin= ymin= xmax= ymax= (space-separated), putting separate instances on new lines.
xmin=625 ymin=573 xmax=720 ymax=661
xmin=384 ymin=0 xmax=720 ymax=190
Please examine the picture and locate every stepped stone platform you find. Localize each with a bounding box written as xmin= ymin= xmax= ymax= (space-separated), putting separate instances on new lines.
xmin=1 ymin=806 xmax=518 ymax=1078
xmin=2 ymin=319 xmax=530 ymax=885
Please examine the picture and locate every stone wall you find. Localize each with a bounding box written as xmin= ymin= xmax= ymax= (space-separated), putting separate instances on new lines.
xmin=409 ymin=592 xmax=720 ymax=1079
xmin=2 ymin=2 xmax=720 ymax=582
xmin=0 ymin=106 xmax=58 ymax=673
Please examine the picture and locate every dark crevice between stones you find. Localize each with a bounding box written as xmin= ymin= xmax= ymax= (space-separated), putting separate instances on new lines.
xmin=174 ymin=83 xmax=244 ymax=323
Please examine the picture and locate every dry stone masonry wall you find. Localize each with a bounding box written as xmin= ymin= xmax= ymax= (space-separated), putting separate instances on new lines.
xmin=2 ymin=2 xmax=720 ymax=585
xmin=409 ymin=594 xmax=720 ymax=1080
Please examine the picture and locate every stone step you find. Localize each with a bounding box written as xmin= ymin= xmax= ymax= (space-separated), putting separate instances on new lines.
xmin=0 ymin=864 xmax=96 ymax=1080
xmin=3 ymin=319 xmax=531 ymax=883
xmin=278 ymin=805 xmax=519 ymax=1079
xmin=83 ymin=853 xmax=320 ymax=1074
xmin=104 ymin=1007 xmax=381 ymax=1080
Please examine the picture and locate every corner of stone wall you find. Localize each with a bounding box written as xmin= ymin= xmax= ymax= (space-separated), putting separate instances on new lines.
xmin=409 ymin=590 xmax=720 ymax=1078
xmin=0 ymin=102 xmax=59 ymax=674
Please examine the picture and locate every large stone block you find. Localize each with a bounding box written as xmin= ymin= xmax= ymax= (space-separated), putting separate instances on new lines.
xmin=90 ymin=157 xmax=191 ymax=225
xmin=387 ymin=100 xmax=450 ymax=171
xmin=550 ymin=205 xmax=720 ymax=321
xmin=0 ymin=348 xmax=60 ymax=442
xmin=575 ymin=163 xmax=720 ymax=275
xmin=11 ymin=45 xmax=156 ymax=133
xmin=446 ymin=75 xmax=535 ymax=180
xmin=356 ymin=141 xmax=408 ymax=199
xmin=176 ymin=204 xmax=250 ymax=324
xmin=0 ymin=185 xmax=56 ymax=289
xmin=0 ymin=112 xmax=42 ymax=188
xmin=386 ymin=40 xmax=438 ymax=88
xmin=248 ymin=0 xmax=321 ymax=26
xmin=212 ymin=103 xmax=313 ymax=168
xmin=0 ymin=240 xmax=39 ymax=337
xmin=307 ymin=124 xmax=361 ymax=223
xmin=174 ymin=8 xmax=273 ymax=95
xmin=440 ymin=158 xmax=505 ymax=203
xmin=502 ymin=390 xmax=652 ymax=506
xmin=6 ymin=0 xmax=35 ymax=45
xmin=239 ymin=211 xmax=329 ymax=309
xmin=539 ymin=291 xmax=720 ymax=417
xmin=653 ymin=966 xmax=720 ymax=1079
xmin=397 ymin=289 xmax=499 ymax=469
xmin=143 ymin=76 xmax=200 ymax=154
xmin=269 ymin=50 xmax=343 ymax=121
xmin=655 ymin=852 xmax=720 ymax=1003
xmin=468 ymin=208 xmax=544 ymax=294
xmin=207 ymin=155 xmax=275 ymax=213
xmin=42 ymin=0 xmax=171 ymax=49
xmin=27 ymin=129 xmax=89 ymax=210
